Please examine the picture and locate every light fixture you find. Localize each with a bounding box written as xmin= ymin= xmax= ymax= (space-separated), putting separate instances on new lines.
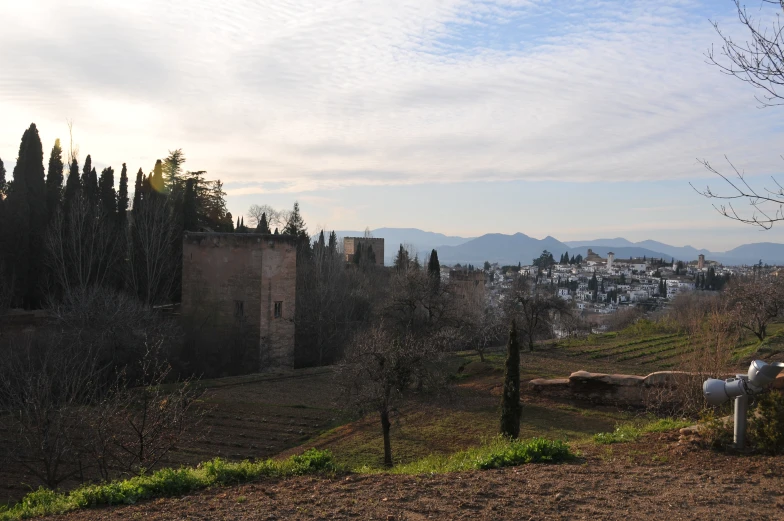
xmin=703 ymin=360 xmax=784 ymax=448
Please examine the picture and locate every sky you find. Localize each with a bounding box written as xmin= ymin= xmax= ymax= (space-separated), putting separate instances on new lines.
xmin=2 ymin=0 xmax=784 ymax=252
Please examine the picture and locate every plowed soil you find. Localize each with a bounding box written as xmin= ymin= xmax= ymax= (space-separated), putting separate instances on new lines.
xmin=54 ymin=433 xmax=784 ymax=521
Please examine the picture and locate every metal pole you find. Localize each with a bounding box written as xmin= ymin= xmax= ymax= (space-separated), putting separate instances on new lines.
xmin=734 ymin=394 xmax=749 ymax=449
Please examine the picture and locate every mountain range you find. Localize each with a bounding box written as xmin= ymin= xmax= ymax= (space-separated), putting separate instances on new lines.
xmin=332 ymin=229 xmax=784 ymax=266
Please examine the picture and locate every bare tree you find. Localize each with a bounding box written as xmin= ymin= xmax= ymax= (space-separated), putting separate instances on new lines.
xmin=66 ymin=119 xmax=79 ymax=165
xmin=725 ymin=275 xmax=784 ymax=341
xmin=127 ymin=196 xmax=178 ymax=305
xmin=695 ymin=1 xmax=784 ymax=228
xmin=0 ymin=333 xmax=103 ymax=488
xmin=45 ymin=195 xmax=120 ymax=291
xmin=338 ymin=324 xmax=447 ymax=467
xmin=104 ymin=343 xmax=203 ymax=476
xmin=504 ymin=277 xmax=571 ymax=351
xmin=247 ymin=204 xmax=290 ymax=230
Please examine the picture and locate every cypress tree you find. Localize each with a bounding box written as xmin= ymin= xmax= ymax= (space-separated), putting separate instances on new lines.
xmin=63 ymin=158 xmax=80 ymax=216
xmin=0 ymin=158 xmax=5 ymax=267
xmin=315 ymin=230 xmax=326 ymax=256
xmin=0 ymin=157 xmax=5 ymax=196
xmin=428 ymin=249 xmax=440 ymax=277
xmin=257 ymin=212 xmax=271 ymax=234
xmin=98 ymin=167 xmax=117 ymax=219
xmin=328 ymin=231 xmax=337 ymax=255
xmin=81 ymin=154 xmax=97 ymax=201
xmin=132 ymin=168 xmax=143 ymax=214
xmin=5 ymin=124 xmax=47 ymax=308
xmin=274 ymin=227 xmax=279 ymax=235
xmin=118 ymin=163 xmax=129 ymax=226
xmin=367 ymin=245 xmax=376 ymax=264
xmin=45 ymin=138 xmax=64 ymax=225
xmin=353 ymin=242 xmax=363 ymax=264
xmin=183 ymin=178 xmax=198 ymax=231
xmin=150 ymin=160 xmax=164 ymax=195
xmin=500 ymin=320 xmax=522 ymax=439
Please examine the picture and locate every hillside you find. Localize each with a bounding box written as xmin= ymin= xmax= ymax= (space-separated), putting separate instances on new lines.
xmin=323 ymin=227 xmax=782 ymax=266
xmin=434 ymin=233 xmax=569 ymax=265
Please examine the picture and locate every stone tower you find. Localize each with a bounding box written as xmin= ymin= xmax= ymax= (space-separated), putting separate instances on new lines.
xmin=181 ymin=233 xmax=298 ymax=369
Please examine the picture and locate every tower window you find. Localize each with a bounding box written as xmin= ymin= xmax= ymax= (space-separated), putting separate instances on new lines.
xmin=274 ymin=301 xmax=283 ymax=318
xmin=234 ymin=300 xmax=244 ymax=318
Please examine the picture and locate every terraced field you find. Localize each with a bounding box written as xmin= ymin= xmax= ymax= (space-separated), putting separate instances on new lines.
xmin=554 ymin=321 xmax=784 ymax=373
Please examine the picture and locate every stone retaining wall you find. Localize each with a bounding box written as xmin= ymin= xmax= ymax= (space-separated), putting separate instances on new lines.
xmin=528 ymin=370 xmax=784 ymax=407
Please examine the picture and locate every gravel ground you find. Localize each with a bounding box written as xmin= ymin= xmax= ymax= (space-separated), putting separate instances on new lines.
xmin=54 ymin=433 xmax=784 ymax=521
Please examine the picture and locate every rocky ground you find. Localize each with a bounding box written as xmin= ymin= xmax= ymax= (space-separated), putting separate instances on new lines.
xmin=53 ymin=433 xmax=784 ymax=521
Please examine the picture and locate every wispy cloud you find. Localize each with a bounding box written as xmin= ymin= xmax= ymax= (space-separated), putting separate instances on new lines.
xmin=1 ymin=0 xmax=781 ymax=193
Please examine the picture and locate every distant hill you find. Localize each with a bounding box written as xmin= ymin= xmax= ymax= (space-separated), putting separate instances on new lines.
xmin=322 ymin=228 xmax=784 ymax=266
xmin=714 ymin=242 xmax=784 ymax=265
xmin=435 ymin=233 xmax=569 ymax=266
xmin=565 ymin=238 xmax=710 ymax=261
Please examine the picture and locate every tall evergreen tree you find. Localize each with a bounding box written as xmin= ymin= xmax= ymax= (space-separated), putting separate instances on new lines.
xmin=315 ymin=230 xmax=326 ymax=256
xmin=45 ymin=138 xmax=64 ymax=225
xmin=428 ymin=249 xmax=440 ymax=277
xmin=132 ymin=168 xmax=143 ymax=214
xmin=283 ymin=201 xmax=308 ymax=239
xmin=98 ymin=167 xmax=117 ymax=219
xmin=394 ymin=244 xmax=409 ymax=272
xmin=256 ymin=212 xmax=271 ymax=234
xmin=5 ymin=123 xmax=47 ymax=308
xmin=328 ymin=230 xmax=337 ymax=254
xmin=353 ymin=242 xmax=363 ymax=264
xmin=0 ymin=157 xmax=5 ymax=197
xmin=163 ymin=149 xmax=185 ymax=191
xmin=183 ymin=178 xmax=198 ymax=231
xmin=500 ymin=320 xmax=522 ymax=439
xmin=63 ymin=158 xmax=80 ymax=216
xmin=81 ymin=154 xmax=98 ymax=202
xmin=150 ymin=160 xmax=165 ymax=195
xmin=117 ymin=163 xmax=129 ymax=226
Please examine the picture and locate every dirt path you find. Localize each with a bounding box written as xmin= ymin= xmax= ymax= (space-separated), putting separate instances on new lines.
xmin=54 ymin=434 xmax=784 ymax=520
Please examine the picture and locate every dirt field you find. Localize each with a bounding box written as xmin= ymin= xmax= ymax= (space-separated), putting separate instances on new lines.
xmin=0 ymin=368 xmax=344 ymax=503
xmin=53 ymin=432 xmax=784 ymax=520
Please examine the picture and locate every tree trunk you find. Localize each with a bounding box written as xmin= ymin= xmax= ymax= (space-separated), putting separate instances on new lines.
xmin=380 ymin=409 xmax=392 ymax=468
xmin=478 ymin=349 xmax=485 ymax=362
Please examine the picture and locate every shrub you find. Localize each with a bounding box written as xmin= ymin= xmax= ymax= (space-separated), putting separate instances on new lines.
xmin=391 ymin=436 xmax=575 ymax=475
xmin=593 ymin=418 xmax=692 ymax=444
xmin=748 ymin=392 xmax=784 ymax=454
xmin=593 ymin=424 xmax=641 ymax=444
xmin=698 ymin=409 xmax=734 ymax=450
xmin=0 ymin=449 xmax=338 ymax=521
xmin=476 ymin=437 xmax=574 ymax=469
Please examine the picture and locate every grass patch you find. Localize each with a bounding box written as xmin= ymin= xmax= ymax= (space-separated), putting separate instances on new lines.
xmin=0 ymin=449 xmax=338 ymax=521
xmin=593 ymin=417 xmax=692 ymax=444
xmin=390 ymin=436 xmax=575 ymax=474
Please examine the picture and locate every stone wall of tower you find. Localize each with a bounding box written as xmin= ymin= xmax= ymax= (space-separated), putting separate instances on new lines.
xmin=181 ymin=233 xmax=297 ymax=369
xmin=343 ymin=237 xmax=385 ymax=266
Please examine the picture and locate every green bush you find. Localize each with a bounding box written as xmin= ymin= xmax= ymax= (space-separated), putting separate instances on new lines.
xmin=593 ymin=424 xmax=641 ymax=444
xmin=699 ymin=409 xmax=734 ymax=450
xmin=0 ymin=449 xmax=338 ymax=521
xmin=593 ymin=418 xmax=692 ymax=444
xmin=392 ymin=436 xmax=574 ymax=474
xmin=476 ymin=438 xmax=574 ymax=469
xmin=748 ymin=392 xmax=784 ymax=454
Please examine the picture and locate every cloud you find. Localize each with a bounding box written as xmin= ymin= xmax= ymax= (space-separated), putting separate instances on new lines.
xmin=1 ymin=0 xmax=782 ymax=191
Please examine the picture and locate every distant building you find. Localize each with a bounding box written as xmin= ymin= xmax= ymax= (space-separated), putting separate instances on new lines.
xmin=343 ymin=237 xmax=385 ymax=266
xmin=698 ymin=254 xmax=705 ymax=270
xmin=449 ymin=269 xmax=486 ymax=303
xmin=607 ymin=251 xmax=615 ymax=271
